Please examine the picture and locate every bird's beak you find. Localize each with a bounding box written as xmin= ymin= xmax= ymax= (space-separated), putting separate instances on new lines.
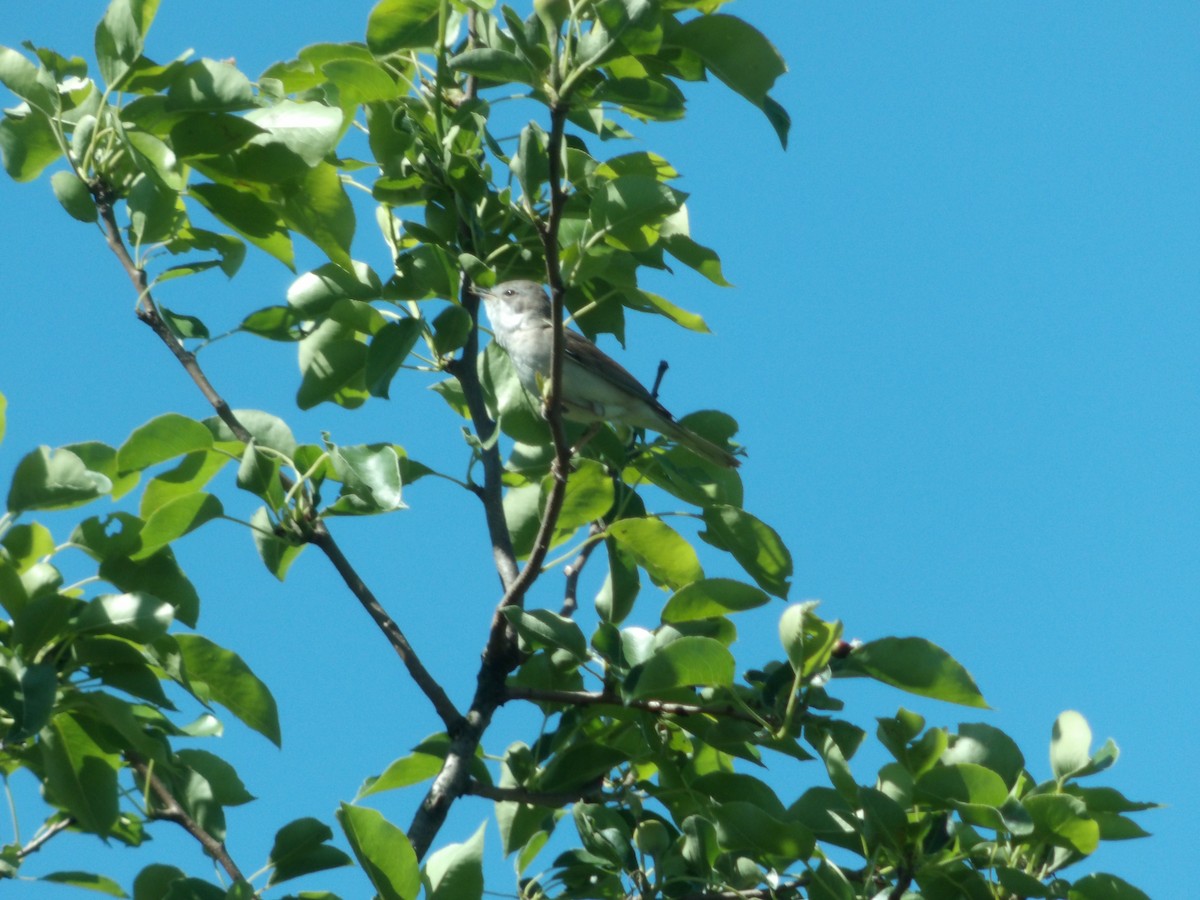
xmin=468 ymin=284 xmax=492 ymax=299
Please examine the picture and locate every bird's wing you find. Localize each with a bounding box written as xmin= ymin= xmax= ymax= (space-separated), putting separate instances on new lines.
xmin=562 ymin=328 xmax=674 ymax=420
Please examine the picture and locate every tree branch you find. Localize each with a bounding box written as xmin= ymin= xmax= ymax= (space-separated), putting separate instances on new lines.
xmin=128 ymin=756 xmax=245 ymax=883
xmin=308 ymin=523 xmax=463 ymax=731
xmin=89 ymin=182 xmax=460 ymax=733
xmin=561 ymin=522 xmax=603 ymax=616
xmin=407 ymin=81 xmax=576 ymax=867
xmin=16 ymin=817 xmax=74 ymax=859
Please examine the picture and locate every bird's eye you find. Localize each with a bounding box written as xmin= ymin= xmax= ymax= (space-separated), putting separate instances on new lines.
xmin=503 ymin=289 xmax=515 ymax=297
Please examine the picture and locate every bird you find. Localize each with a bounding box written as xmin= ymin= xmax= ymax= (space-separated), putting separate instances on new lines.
xmin=471 ymin=280 xmax=740 ymax=468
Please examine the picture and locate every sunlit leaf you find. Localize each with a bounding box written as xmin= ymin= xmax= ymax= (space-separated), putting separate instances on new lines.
xmin=628 ymin=635 xmax=733 ymax=698
xmin=8 ymin=446 xmax=112 ymax=512
xmin=607 ymin=516 xmax=702 ymax=590
xmin=337 ymin=803 xmax=420 ymax=900
xmin=838 ymin=636 xmax=987 ymax=708
xmin=176 ymin=634 xmax=281 ymax=746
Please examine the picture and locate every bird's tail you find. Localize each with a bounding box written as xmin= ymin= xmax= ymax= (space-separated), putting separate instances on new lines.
xmin=661 ymin=420 xmax=741 ymax=469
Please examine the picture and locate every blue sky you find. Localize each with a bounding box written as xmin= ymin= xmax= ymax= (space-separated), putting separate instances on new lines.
xmin=1 ymin=2 xmax=1196 ymax=897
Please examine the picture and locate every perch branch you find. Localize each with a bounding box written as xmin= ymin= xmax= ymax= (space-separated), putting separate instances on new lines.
xmin=128 ymin=756 xmax=245 ymax=883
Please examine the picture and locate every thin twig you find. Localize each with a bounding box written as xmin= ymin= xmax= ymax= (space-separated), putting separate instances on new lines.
xmin=128 ymin=756 xmax=245 ymax=883
xmin=309 ymin=523 xmax=463 ymax=731
xmin=89 ymin=181 xmax=460 ymax=733
xmin=16 ymin=817 xmax=74 ymax=859
xmin=560 ymin=522 xmax=603 ymax=616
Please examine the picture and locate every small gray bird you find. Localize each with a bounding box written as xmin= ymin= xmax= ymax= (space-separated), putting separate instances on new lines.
xmin=472 ymin=280 xmax=740 ymax=468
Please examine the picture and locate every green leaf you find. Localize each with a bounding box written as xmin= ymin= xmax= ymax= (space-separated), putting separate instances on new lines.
xmin=76 ymin=515 xmax=201 ymax=626
xmin=838 ymin=636 xmax=987 ymax=708
xmin=1051 ymin=709 xmax=1092 ymax=780
xmin=266 ymin=817 xmax=354 ymax=887
xmin=164 ymin=226 xmax=246 ymax=277
xmin=326 ymin=442 xmax=405 ymax=515
xmin=166 ymin=59 xmax=254 ymax=112
xmin=51 ymin=170 xmax=99 ymax=222
xmin=65 ymin=441 xmax=139 ymax=501
xmin=7 ymin=446 xmax=112 ymax=512
xmin=281 ymin=162 xmax=356 ymax=270
xmin=75 ymin=592 xmax=174 ymax=642
xmin=666 ymin=14 xmax=789 ymax=147
xmin=94 ymin=0 xmax=160 ymax=88
xmin=244 ymin=100 xmax=343 ymax=166
xmin=623 ymin=288 xmax=708 ymax=332
xmin=337 ymin=803 xmax=420 ymax=900
xmin=0 ymin=45 xmax=58 ymax=113
xmin=203 ymin=409 xmax=297 ymax=456
xmin=0 ymin=389 xmax=6 ymax=444
xmin=503 ymin=608 xmax=589 ymax=662
xmin=237 ymin=443 xmax=283 ymax=509
xmin=0 ymin=106 xmax=62 ymax=181
xmin=712 ymin=801 xmax=813 ymax=861
xmin=606 ymin=516 xmax=702 ymax=590
xmin=2 ymin=520 xmax=54 ymax=570
xmin=249 ymin=507 xmax=304 ymax=581
xmin=995 ymin=867 xmax=1052 ymax=898
xmin=40 ymin=712 xmax=120 ymax=835
xmin=700 ymin=504 xmax=791 ymax=598
xmin=1068 ymin=873 xmax=1151 ymax=900
xmin=289 ymin=260 xmax=383 ymax=316
xmin=157 ymin=306 xmax=210 ymax=338
xmin=297 ymin=320 xmax=368 ymax=410
xmin=133 ymin=492 xmax=223 ymax=559
xmin=41 ymin=871 xmax=128 ymax=897
xmin=573 ymin=803 xmax=633 ymax=868
xmin=190 ymin=182 xmax=294 ymax=269
xmin=588 ymin=175 xmax=686 ymax=251
xmin=662 ymin=577 xmax=767 ymax=623
xmin=807 ymin=860 xmax=855 ymax=900
xmin=592 ymin=76 xmax=685 ymax=121
xmin=543 ymin=458 xmax=613 ymax=542
xmin=366 ymin=318 xmax=423 ymax=398
xmin=431 ymin=304 xmax=473 ymax=356
xmin=916 ymin=762 xmax=1008 ymax=809
xmin=423 ymin=822 xmax=485 ymax=900
xmin=777 ymin=601 xmax=842 ymax=678
xmin=448 ymin=47 xmax=534 ymax=84
xmin=942 ymin=722 xmax=1025 ymax=788
xmin=118 ymin=413 xmax=213 ymax=473
xmin=513 ymin=121 xmax=549 ymax=201
xmin=367 ymin=0 xmax=441 ymax=54
xmin=322 ymin=58 xmax=402 ymax=103
xmin=0 ymin=659 xmax=56 ymax=740
xmin=133 ymin=864 xmax=186 ymax=900
xmin=629 ymin=635 xmax=733 ymax=698
xmin=595 ymin=537 xmax=639 ymax=624
xmin=128 ymin=172 xmax=180 ymax=243
xmin=140 ymin=450 xmax=230 ymax=518
xmin=176 ymin=634 xmax=281 ymax=746
xmin=1025 ymin=793 xmax=1100 ymax=854
xmin=176 ymin=748 xmax=255 ymax=810
xmin=359 ymin=746 xmax=445 ymax=797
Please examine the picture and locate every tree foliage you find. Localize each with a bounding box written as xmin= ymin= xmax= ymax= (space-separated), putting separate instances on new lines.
xmin=0 ymin=1 xmax=1154 ymax=898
